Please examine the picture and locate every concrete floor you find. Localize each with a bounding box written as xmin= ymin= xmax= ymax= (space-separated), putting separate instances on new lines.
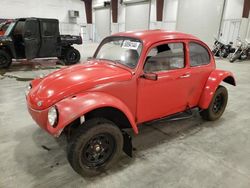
xmin=0 ymin=47 xmax=250 ymax=188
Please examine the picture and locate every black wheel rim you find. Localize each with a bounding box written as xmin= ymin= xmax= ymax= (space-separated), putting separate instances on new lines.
xmin=82 ymin=133 xmax=116 ymax=168
xmin=0 ymin=55 xmax=7 ymax=65
xmin=212 ymin=94 xmax=224 ymax=114
xmin=69 ymin=52 xmax=77 ymax=61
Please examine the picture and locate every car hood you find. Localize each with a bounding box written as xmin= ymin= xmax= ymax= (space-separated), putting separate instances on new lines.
xmin=28 ymin=61 xmax=132 ymax=110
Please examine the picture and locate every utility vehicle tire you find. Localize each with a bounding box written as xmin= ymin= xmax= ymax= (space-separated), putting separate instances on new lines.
xmin=67 ymin=118 xmax=123 ymax=177
xmin=57 ymin=56 xmax=64 ymax=61
xmin=200 ymin=86 xmax=228 ymax=121
xmin=0 ymin=50 xmax=12 ymax=68
xmin=64 ymin=47 xmax=80 ymax=65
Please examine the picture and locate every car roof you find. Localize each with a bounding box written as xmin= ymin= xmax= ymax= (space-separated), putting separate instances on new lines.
xmin=15 ymin=17 xmax=58 ymax=22
xmin=112 ymin=30 xmax=200 ymax=46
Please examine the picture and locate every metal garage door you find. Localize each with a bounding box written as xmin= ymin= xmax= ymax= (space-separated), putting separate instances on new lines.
xmin=125 ymin=1 xmax=150 ymax=31
xmin=94 ymin=8 xmax=111 ymax=42
xmin=176 ymin=0 xmax=225 ymax=46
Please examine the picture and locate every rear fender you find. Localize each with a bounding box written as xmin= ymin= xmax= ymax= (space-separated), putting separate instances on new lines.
xmin=52 ymin=92 xmax=138 ymax=136
xmin=198 ymin=70 xmax=236 ymax=109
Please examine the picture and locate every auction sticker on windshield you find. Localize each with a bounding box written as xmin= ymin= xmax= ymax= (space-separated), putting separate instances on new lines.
xmin=122 ymin=40 xmax=140 ymax=50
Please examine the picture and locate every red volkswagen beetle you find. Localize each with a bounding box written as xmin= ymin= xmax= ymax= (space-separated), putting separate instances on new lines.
xmin=26 ymin=30 xmax=236 ymax=176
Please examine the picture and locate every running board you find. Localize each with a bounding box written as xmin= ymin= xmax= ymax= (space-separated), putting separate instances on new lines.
xmin=143 ymin=107 xmax=198 ymax=125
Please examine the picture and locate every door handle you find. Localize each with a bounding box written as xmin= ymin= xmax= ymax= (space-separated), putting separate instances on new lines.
xmin=179 ymin=73 xmax=191 ymax=78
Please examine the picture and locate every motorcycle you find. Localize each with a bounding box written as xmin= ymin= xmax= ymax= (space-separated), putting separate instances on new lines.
xmin=212 ymin=38 xmax=235 ymax=58
xmin=230 ymin=39 xmax=250 ymax=63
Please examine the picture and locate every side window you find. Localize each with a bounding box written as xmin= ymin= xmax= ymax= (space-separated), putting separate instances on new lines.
xmin=2 ymin=23 xmax=10 ymax=32
xmin=25 ymin=20 xmax=39 ymax=38
xmin=144 ymin=43 xmax=185 ymax=73
xmin=13 ymin=21 xmax=25 ymax=35
xmin=42 ymin=21 xmax=58 ymax=37
xmin=189 ymin=42 xmax=210 ymax=67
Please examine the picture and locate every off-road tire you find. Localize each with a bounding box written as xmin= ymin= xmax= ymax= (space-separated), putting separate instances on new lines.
xmin=67 ymin=118 xmax=123 ymax=177
xmin=200 ymin=86 xmax=228 ymax=121
xmin=63 ymin=47 xmax=80 ymax=65
xmin=0 ymin=50 xmax=12 ymax=68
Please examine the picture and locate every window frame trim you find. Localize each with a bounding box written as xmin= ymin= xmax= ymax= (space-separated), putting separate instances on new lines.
xmin=41 ymin=21 xmax=58 ymax=37
xmin=142 ymin=40 xmax=188 ymax=74
xmin=188 ymin=41 xmax=211 ymax=68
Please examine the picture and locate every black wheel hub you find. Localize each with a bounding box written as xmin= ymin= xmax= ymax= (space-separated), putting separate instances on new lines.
xmin=69 ymin=52 xmax=77 ymax=61
xmin=0 ymin=55 xmax=7 ymax=65
xmin=212 ymin=94 xmax=224 ymax=114
xmin=82 ymin=133 xmax=115 ymax=168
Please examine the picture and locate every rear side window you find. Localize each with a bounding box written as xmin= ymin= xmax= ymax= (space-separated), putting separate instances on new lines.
xmin=189 ymin=42 xmax=210 ymax=67
xmin=42 ymin=21 xmax=58 ymax=37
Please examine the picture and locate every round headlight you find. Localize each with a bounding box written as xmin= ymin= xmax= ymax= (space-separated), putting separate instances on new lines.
xmin=48 ymin=106 xmax=58 ymax=127
xmin=25 ymin=83 xmax=32 ymax=95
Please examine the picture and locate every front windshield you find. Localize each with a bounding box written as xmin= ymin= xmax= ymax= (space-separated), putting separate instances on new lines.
xmin=4 ymin=22 xmax=15 ymax=36
xmin=0 ymin=22 xmax=4 ymax=29
xmin=94 ymin=37 xmax=143 ymax=69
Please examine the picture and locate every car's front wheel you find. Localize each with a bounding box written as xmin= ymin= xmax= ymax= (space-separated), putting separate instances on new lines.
xmin=67 ymin=118 xmax=123 ymax=177
xmin=200 ymin=85 xmax=228 ymax=121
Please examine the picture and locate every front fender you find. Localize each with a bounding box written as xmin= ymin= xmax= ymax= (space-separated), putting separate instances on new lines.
xmin=53 ymin=92 xmax=138 ymax=136
xmin=198 ymin=69 xmax=236 ymax=109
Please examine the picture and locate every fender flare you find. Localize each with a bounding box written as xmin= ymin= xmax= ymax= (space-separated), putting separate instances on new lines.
xmin=50 ymin=92 xmax=138 ymax=136
xmin=198 ymin=69 xmax=236 ymax=109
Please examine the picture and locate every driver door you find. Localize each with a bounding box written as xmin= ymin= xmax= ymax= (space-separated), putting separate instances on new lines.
xmin=24 ymin=19 xmax=40 ymax=59
xmin=137 ymin=41 xmax=192 ymax=123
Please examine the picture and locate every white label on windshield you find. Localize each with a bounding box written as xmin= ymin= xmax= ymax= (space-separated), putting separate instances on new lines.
xmin=122 ymin=40 xmax=140 ymax=50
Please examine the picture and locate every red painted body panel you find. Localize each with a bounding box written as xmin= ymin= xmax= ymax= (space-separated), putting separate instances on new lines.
xmin=27 ymin=61 xmax=132 ymax=110
xmin=112 ymin=30 xmax=199 ymax=49
xmin=198 ymin=69 xmax=236 ymax=109
xmin=28 ymin=92 xmax=138 ymax=136
xmin=26 ymin=30 xmax=235 ymax=137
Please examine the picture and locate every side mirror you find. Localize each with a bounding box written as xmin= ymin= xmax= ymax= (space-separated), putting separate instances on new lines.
xmin=142 ymin=72 xmax=158 ymax=81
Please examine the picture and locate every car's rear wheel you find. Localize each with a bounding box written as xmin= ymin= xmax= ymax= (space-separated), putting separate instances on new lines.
xmin=63 ymin=47 xmax=80 ymax=65
xmin=67 ymin=118 xmax=123 ymax=177
xmin=0 ymin=50 xmax=12 ymax=68
xmin=200 ymin=86 xmax=228 ymax=121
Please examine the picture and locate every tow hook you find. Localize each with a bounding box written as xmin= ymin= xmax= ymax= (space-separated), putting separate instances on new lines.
xmin=122 ymin=131 xmax=133 ymax=157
